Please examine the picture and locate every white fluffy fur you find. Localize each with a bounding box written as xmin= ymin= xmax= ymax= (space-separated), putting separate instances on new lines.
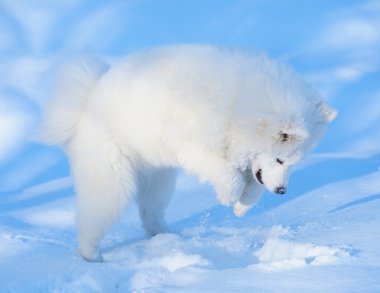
xmin=39 ymin=45 xmax=336 ymax=261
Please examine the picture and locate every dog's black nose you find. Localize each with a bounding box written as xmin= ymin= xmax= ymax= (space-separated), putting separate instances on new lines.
xmin=274 ymin=186 xmax=286 ymax=195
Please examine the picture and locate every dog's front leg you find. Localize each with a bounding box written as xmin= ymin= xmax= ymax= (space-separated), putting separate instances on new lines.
xmin=177 ymin=145 xmax=244 ymax=206
xmin=213 ymin=166 xmax=245 ymax=206
xmin=233 ymin=169 xmax=264 ymax=217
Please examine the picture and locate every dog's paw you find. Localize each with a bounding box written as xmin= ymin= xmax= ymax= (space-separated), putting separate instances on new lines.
xmin=144 ymin=221 xmax=170 ymax=237
xmin=78 ymin=245 xmax=103 ymax=262
xmin=233 ymin=201 xmax=251 ymax=217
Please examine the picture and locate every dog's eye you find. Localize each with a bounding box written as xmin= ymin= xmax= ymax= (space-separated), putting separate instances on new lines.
xmin=276 ymin=158 xmax=284 ymax=165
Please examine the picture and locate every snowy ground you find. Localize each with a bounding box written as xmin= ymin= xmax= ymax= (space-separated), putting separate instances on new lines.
xmin=1 ymin=0 xmax=380 ymax=292
xmin=1 ymin=154 xmax=380 ymax=292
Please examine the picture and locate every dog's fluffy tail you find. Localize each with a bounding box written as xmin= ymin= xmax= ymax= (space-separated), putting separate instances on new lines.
xmin=36 ymin=57 xmax=109 ymax=146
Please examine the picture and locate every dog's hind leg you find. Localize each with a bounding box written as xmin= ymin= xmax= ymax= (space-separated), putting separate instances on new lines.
xmin=67 ymin=118 xmax=137 ymax=262
xmin=136 ymin=168 xmax=178 ymax=236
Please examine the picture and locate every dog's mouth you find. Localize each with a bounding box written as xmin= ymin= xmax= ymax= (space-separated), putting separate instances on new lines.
xmin=255 ymin=169 xmax=264 ymax=185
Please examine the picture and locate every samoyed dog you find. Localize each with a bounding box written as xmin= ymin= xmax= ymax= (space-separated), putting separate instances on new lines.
xmin=39 ymin=45 xmax=336 ymax=261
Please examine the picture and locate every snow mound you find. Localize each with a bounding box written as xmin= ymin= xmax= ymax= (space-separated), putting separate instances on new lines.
xmin=133 ymin=234 xmax=207 ymax=273
xmin=251 ymin=226 xmax=351 ymax=271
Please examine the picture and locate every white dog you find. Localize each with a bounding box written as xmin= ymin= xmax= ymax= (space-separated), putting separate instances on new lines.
xmin=38 ymin=45 xmax=336 ymax=261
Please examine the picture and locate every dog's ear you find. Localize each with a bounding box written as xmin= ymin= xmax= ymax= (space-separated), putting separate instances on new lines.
xmin=279 ymin=132 xmax=289 ymax=142
xmin=316 ymin=101 xmax=337 ymax=123
xmin=258 ymin=118 xmax=309 ymax=143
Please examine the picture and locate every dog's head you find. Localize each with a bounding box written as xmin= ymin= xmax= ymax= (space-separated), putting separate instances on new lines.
xmin=230 ymin=100 xmax=337 ymax=195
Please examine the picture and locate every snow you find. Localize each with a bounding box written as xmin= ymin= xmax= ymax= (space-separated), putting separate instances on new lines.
xmin=1 ymin=0 xmax=380 ymax=292
xmin=1 ymin=170 xmax=379 ymax=292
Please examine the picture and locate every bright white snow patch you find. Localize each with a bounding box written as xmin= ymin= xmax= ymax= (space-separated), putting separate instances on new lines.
xmin=132 ymin=234 xmax=208 ymax=273
xmin=238 ymin=226 xmax=352 ymax=272
xmin=153 ymin=252 xmax=204 ymax=273
xmin=253 ymin=237 xmax=349 ymax=271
